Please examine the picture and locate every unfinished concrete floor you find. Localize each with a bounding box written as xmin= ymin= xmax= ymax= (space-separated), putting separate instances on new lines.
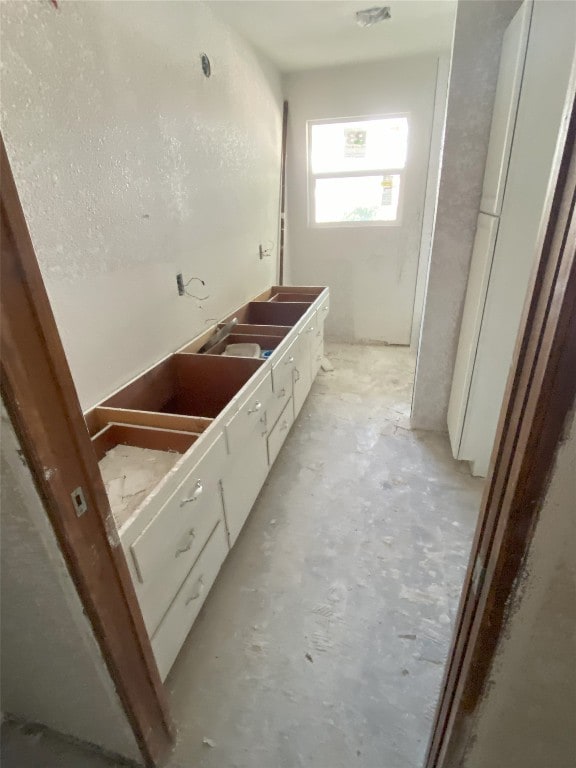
xmin=1 ymin=344 xmax=483 ymax=768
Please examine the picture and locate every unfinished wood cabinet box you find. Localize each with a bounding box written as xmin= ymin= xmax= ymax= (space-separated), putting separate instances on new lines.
xmin=84 ymin=285 xmax=329 ymax=680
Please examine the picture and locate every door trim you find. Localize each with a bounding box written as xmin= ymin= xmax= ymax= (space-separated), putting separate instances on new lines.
xmin=0 ymin=135 xmax=174 ymax=766
xmin=425 ymin=91 xmax=576 ymax=766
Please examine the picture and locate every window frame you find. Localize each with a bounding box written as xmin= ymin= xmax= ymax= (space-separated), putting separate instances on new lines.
xmin=306 ymin=113 xmax=410 ymax=229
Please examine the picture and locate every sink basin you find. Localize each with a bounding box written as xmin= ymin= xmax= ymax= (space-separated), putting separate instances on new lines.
xmin=99 ymin=354 xmax=264 ymax=419
xmin=223 ymin=301 xmax=310 ymax=327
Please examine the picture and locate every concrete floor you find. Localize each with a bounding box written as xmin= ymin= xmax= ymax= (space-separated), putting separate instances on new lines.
xmin=1 ymin=344 xmax=483 ymax=768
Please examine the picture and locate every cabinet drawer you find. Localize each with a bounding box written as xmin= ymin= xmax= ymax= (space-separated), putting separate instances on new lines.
xmin=267 ymin=376 xmax=292 ymax=429
xmin=221 ymin=427 xmax=269 ymax=547
xmin=271 ymin=337 xmax=298 ymax=394
xmin=311 ymin=343 xmax=324 ymax=378
xmin=136 ymin=496 xmax=223 ymax=636
xmin=294 ymin=339 xmax=313 ymax=419
xmin=129 ymin=433 xmax=227 ymax=586
xmin=152 ymin=521 xmax=228 ymax=681
xmin=267 ymin=397 xmax=294 ymax=466
xmin=300 ymin=310 xmax=318 ymax=341
xmin=225 ymin=372 xmax=273 ymax=456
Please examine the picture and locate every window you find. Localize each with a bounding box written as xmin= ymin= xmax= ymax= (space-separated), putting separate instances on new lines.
xmin=308 ymin=116 xmax=409 ymax=226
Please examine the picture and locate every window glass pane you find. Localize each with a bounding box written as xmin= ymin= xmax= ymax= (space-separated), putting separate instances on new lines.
xmin=314 ymin=174 xmax=401 ymax=224
xmin=310 ymin=118 xmax=408 ymax=173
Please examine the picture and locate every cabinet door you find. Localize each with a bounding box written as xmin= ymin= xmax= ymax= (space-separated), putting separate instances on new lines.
xmin=221 ymin=427 xmax=269 ymax=547
xmin=447 ymin=213 xmax=499 ymax=458
xmin=293 ymin=336 xmax=312 ymax=419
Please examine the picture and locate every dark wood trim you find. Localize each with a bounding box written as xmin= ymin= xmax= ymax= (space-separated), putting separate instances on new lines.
xmin=425 ymin=94 xmax=576 ymax=767
xmin=0 ymin=135 xmax=174 ymax=766
xmin=278 ymin=100 xmax=289 ymax=285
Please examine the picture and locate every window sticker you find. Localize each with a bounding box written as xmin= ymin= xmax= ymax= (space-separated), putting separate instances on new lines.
xmin=344 ymin=129 xmax=367 ymax=158
xmin=381 ymin=175 xmax=393 ymax=206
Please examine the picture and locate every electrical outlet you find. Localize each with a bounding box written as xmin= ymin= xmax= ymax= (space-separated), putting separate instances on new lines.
xmin=176 ymin=273 xmax=185 ymax=296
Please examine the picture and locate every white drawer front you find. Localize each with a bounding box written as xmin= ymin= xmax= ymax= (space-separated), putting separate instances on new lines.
xmin=135 ymin=494 xmax=224 ymax=636
xmin=267 ymin=397 xmax=294 ymax=466
xmin=300 ymin=310 xmax=318 ymax=341
xmin=267 ymin=377 xmax=292 ymax=429
xmin=152 ymin=521 xmax=228 ymax=681
xmin=225 ymin=372 xmax=273 ymax=456
xmin=294 ymin=337 xmax=313 ymax=419
xmin=130 ymin=433 xmax=227 ymax=586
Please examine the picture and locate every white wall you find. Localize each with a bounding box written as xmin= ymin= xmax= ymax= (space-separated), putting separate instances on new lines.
xmin=411 ymin=0 xmax=522 ymax=431
xmin=0 ymin=0 xmax=283 ymax=410
xmin=461 ymin=404 xmax=576 ymax=768
xmin=0 ymin=405 xmax=141 ymax=762
xmin=284 ymin=56 xmax=439 ymax=345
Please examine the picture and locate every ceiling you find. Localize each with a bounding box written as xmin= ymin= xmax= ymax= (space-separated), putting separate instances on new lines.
xmin=213 ymin=0 xmax=457 ymax=73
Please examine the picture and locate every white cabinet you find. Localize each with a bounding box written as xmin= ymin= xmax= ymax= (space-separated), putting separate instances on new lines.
xmin=448 ymin=213 xmax=499 ymax=458
xmin=221 ymin=424 xmax=270 ymax=547
xmin=88 ymin=284 xmax=329 ymax=679
xmin=151 ymin=521 xmax=229 ymax=680
xmin=131 ymin=434 xmax=228 ymax=635
xmin=449 ymin=0 xmax=576 ymax=476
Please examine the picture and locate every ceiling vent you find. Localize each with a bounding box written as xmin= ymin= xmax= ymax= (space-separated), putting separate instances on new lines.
xmin=356 ymin=6 xmax=391 ymax=28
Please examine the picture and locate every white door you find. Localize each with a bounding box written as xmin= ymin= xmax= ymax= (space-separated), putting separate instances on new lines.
xmin=447 ymin=213 xmax=499 ymax=457
xmin=460 ymin=0 xmax=576 ymax=477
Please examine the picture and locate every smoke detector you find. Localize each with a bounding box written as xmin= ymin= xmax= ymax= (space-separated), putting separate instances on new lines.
xmin=356 ymin=6 xmax=391 ymax=27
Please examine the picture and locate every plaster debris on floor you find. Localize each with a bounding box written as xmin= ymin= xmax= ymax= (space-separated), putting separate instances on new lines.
xmin=99 ymin=445 xmax=180 ymax=529
xmin=164 ymin=343 xmax=483 ymax=768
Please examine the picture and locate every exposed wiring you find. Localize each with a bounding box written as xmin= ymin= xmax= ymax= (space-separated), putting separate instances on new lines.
xmin=183 ymin=276 xmax=210 ymax=301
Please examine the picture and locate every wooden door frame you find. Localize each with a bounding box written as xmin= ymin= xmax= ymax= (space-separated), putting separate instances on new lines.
xmin=425 ymin=90 xmax=576 ymax=765
xmin=0 ymin=135 xmax=174 ymax=766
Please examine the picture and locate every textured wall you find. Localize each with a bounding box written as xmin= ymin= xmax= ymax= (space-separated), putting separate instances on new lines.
xmin=462 ymin=405 xmax=576 ymax=768
xmin=284 ymin=56 xmax=439 ymax=345
xmin=0 ymin=0 xmax=282 ymax=410
xmin=411 ymin=0 xmax=522 ymax=430
xmin=0 ymin=406 xmax=140 ymax=761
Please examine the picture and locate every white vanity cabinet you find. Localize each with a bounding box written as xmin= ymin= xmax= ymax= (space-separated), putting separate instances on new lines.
xmin=85 ymin=285 xmax=329 ymax=680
